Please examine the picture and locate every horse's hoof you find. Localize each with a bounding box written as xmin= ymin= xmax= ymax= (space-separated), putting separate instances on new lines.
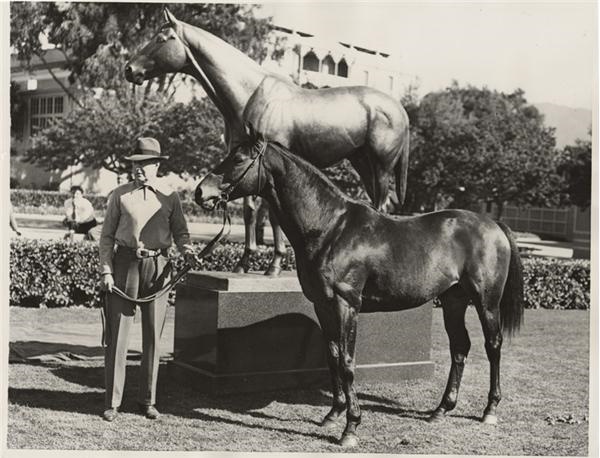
xmin=321 ymin=416 xmax=342 ymax=429
xmin=264 ymin=266 xmax=282 ymax=277
xmin=482 ymin=414 xmax=498 ymax=425
xmin=427 ymin=411 xmax=445 ymax=423
xmin=233 ymin=264 xmax=246 ymax=274
xmin=339 ymin=432 xmax=359 ymax=448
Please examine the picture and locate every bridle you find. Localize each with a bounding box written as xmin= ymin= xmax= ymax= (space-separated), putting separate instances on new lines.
xmin=216 ymin=139 xmax=267 ymax=205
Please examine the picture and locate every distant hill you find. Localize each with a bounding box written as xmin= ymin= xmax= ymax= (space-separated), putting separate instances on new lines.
xmin=534 ymin=103 xmax=592 ymax=149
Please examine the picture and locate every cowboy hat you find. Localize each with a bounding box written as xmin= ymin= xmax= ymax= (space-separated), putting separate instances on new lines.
xmin=124 ymin=137 xmax=169 ymax=161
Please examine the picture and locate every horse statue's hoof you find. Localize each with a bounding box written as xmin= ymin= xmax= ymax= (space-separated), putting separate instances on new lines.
xmin=264 ymin=265 xmax=282 ymax=277
xmin=233 ymin=263 xmax=246 ymax=274
xmin=482 ymin=414 xmax=498 ymax=425
xmin=339 ymin=432 xmax=359 ymax=448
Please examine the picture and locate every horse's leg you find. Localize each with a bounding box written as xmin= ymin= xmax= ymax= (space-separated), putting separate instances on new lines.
xmin=264 ymin=206 xmax=286 ymax=277
xmin=335 ymin=296 xmax=361 ymax=447
xmin=314 ymin=303 xmax=346 ymax=428
xmin=234 ymin=196 xmax=258 ymax=273
xmin=474 ymin=293 xmax=504 ymax=425
xmin=429 ymin=286 xmax=471 ymax=423
xmin=349 ymin=150 xmax=391 ymax=211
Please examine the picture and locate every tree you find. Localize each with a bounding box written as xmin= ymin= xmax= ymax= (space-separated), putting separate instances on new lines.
xmin=556 ymin=137 xmax=592 ymax=209
xmin=10 ymin=2 xmax=284 ymax=100
xmin=11 ymin=2 xmax=281 ymax=180
xmin=25 ymin=91 xmax=225 ymax=180
xmin=406 ymin=83 xmax=562 ymax=218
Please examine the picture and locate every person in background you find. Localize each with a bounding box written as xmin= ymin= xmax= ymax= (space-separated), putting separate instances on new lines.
xmin=9 ymin=202 xmax=21 ymax=236
xmin=63 ymin=185 xmax=98 ymax=241
xmin=99 ymin=137 xmax=195 ymax=422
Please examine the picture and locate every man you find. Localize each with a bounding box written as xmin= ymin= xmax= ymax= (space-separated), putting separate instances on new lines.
xmin=99 ymin=137 xmax=195 ymax=421
xmin=63 ymin=185 xmax=98 ymax=240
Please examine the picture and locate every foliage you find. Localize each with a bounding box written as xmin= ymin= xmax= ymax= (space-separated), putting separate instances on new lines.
xmin=10 ymin=189 xmax=106 ymax=211
xmin=405 ymin=83 xmax=562 ymax=217
xmin=11 ymin=2 xmax=283 ymax=181
xmin=9 ymin=188 xmax=245 ymax=220
xmin=556 ymin=137 xmax=592 ymax=210
xmin=9 ymin=239 xmax=295 ymax=308
xmin=10 ymin=238 xmax=588 ymax=310
xmin=522 ymin=257 xmax=590 ymax=310
xmin=24 ymin=91 xmax=226 ymax=178
xmin=10 ymin=2 xmax=283 ymax=97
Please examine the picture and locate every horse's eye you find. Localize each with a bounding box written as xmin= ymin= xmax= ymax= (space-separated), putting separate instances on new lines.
xmin=157 ymin=35 xmax=166 ymax=43
xmin=234 ymin=154 xmax=245 ymax=164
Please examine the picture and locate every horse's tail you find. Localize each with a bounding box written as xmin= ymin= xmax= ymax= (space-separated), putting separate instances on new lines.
xmin=393 ymin=130 xmax=410 ymax=208
xmin=496 ymin=221 xmax=525 ymax=336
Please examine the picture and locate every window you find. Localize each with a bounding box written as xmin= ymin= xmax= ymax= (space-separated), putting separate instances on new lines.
xmin=302 ymin=51 xmax=319 ymax=72
xmin=337 ymin=59 xmax=348 ymax=78
xmin=30 ymin=95 xmax=64 ymax=135
xmin=363 ymin=70 xmax=369 ymax=85
xmin=321 ymin=55 xmax=335 ymax=75
xmin=389 ymin=76 xmax=394 ymax=92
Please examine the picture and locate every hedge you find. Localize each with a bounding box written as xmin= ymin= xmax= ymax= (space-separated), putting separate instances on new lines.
xmin=9 ymin=238 xmax=295 ymax=308
xmin=10 ymin=188 xmax=245 ymax=219
xmin=9 ymin=238 xmax=590 ymax=310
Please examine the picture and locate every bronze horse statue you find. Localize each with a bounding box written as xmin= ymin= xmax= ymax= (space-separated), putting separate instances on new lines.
xmin=195 ymin=127 xmax=524 ymax=447
xmin=125 ymin=8 xmax=410 ymax=276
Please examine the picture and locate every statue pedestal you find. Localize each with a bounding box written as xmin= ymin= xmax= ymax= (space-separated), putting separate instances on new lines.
xmin=172 ymin=271 xmax=434 ymax=393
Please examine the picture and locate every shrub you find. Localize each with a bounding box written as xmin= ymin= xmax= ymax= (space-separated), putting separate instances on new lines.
xmin=10 ymin=189 xmax=245 ymax=220
xmin=9 ymin=238 xmax=589 ymax=310
xmin=10 ymin=189 xmax=107 ymax=211
xmin=9 ymin=238 xmax=295 ymax=308
xmin=522 ymin=257 xmax=590 ymax=310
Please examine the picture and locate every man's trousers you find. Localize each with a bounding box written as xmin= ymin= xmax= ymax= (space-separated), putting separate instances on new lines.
xmin=103 ymin=248 xmax=171 ymax=409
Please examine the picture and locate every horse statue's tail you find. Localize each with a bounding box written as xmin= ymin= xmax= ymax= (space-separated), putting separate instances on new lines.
xmin=496 ymin=221 xmax=525 ymax=336
xmin=393 ymin=131 xmax=410 ymax=209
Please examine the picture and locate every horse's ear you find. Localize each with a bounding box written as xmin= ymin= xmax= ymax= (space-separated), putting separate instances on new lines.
xmin=164 ymin=7 xmax=178 ymax=25
xmin=244 ymin=122 xmax=256 ymax=140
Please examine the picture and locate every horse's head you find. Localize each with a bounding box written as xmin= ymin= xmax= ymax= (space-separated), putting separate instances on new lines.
xmin=125 ymin=8 xmax=188 ymax=84
xmin=195 ymin=124 xmax=268 ymax=210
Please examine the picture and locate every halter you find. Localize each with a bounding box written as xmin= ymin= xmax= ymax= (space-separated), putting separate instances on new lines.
xmin=216 ymin=139 xmax=267 ymax=204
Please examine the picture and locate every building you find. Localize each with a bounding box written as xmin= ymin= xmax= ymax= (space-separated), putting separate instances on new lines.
xmin=10 ymin=25 xmax=410 ymax=194
xmin=262 ymin=25 xmax=409 ymax=99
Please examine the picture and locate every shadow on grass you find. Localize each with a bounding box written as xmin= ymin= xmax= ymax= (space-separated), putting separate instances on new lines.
xmin=8 ymin=387 xmax=104 ymax=416
xmin=10 ymin=357 xmax=438 ymax=432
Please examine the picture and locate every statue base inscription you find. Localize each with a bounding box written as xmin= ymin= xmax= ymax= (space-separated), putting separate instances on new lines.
xmin=172 ymin=271 xmax=434 ymax=393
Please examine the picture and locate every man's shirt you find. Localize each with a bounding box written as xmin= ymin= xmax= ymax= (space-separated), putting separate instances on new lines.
xmin=99 ymin=179 xmax=191 ymax=274
xmin=64 ymin=197 xmax=96 ymax=223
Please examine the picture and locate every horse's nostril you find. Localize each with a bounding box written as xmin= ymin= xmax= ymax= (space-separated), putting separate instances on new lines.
xmin=194 ymin=186 xmax=203 ymax=203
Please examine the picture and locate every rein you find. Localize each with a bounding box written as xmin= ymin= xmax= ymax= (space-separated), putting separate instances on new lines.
xmin=107 ymin=201 xmax=231 ymax=304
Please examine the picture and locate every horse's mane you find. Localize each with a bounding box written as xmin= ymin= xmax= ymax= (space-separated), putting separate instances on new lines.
xmin=259 ymin=139 xmax=366 ymax=206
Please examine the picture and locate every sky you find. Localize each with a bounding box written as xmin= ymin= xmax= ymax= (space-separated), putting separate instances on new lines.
xmin=260 ymin=1 xmax=597 ymax=110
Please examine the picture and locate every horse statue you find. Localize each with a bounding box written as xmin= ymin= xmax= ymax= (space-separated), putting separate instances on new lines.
xmin=125 ymin=8 xmax=410 ymax=276
xmin=195 ymin=126 xmax=524 ymax=448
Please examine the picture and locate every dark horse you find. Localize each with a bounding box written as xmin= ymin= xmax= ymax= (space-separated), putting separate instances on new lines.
xmin=125 ymin=8 xmax=410 ymax=276
xmin=195 ymin=127 xmax=524 ymax=447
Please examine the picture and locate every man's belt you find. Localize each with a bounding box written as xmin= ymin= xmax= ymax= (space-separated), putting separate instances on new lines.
xmin=117 ymin=245 xmax=169 ymax=259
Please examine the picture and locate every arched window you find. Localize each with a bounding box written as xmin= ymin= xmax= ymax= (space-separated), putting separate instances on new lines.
xmin=302 ymin=51 xmax=319 ymax=72
xmin=321 ymin=54 xmax=335 ymax=75
xmin=337 ymin=59 xmax=348 ymax=78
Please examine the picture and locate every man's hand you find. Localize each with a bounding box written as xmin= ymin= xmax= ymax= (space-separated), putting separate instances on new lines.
xmin=182 ymin=244 xmax=197 ymax=266
xmin=101 ymin=273 xmax=114 ymax=292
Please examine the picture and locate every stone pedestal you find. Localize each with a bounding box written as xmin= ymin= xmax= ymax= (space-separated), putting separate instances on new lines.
xmin=173 ymin=271 xmax=434 ymax=393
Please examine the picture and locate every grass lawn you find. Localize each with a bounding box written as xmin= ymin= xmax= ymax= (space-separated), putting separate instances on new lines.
xmin=7 ymin=307 xmax=591 ymax=455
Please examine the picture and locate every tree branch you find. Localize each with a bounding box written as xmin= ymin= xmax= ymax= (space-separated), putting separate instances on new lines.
xmin=35 ymin=51 xmax=84 ymax=108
